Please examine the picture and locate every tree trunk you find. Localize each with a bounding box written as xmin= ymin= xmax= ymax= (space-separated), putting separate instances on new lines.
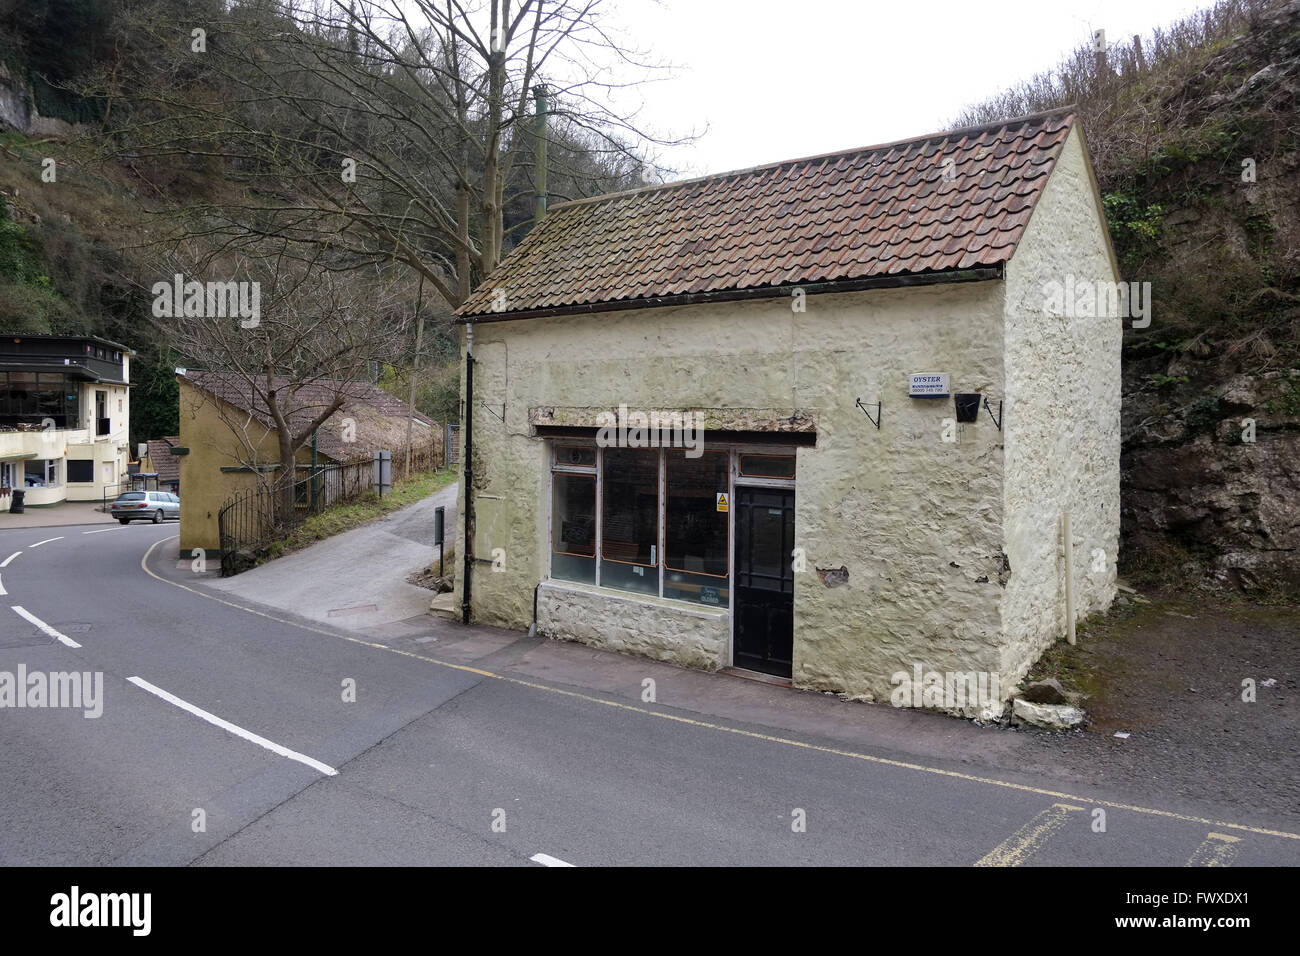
xmin=278 ymin=433 xmax=297 ymax=528
xmin=482 ymin=3 xmax=505 ymax=274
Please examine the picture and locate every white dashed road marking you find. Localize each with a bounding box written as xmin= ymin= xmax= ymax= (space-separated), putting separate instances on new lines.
xmin=126 ymin=676 xmax=339 ymax=777
xmin=530 ymin=853 xmax=576 ymax=867
xmin=29 ymin=537 xmax=63 ymax=548
xmin=11 ymin=605 xmax=81 ymax=648
xmin=1 ymin=552 xmax=21 ymax=567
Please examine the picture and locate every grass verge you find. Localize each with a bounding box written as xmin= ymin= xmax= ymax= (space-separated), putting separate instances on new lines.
xmin=265 ymin=467 xmax=456 ymax=561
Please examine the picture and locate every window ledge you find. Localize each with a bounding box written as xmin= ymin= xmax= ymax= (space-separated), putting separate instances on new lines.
xmin=540 ymin=579 xmax=728 ymax=618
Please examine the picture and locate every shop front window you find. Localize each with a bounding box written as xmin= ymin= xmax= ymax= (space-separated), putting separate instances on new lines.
xmin=548 ymin=441 xmax=741 ymax=606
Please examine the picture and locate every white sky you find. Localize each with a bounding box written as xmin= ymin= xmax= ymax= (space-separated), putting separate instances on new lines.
xmin=597 ymin=0 xmax=1214 ymax=179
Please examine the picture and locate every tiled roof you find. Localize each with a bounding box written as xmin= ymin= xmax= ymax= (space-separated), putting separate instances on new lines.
xmin=182 ymin=372 xmax=434 ymax=462
xmin=459 ymin=108 xmax=1076 ymax=318
xmin=147 ymin=436 xmax=181 ymax=484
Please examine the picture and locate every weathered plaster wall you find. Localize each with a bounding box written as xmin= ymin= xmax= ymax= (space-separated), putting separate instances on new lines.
xmin=55 ymin=382 xmax=131 ymax=504
xmin=177 ymin=377 xmax=277 ymax=553
xmin=1001 ymin=126 xmax=1122 ymax=687
xmin=454 ymin=279 xmax=1009 ymax=702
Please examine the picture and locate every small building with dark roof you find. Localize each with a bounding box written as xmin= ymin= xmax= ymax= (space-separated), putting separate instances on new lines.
xmin=175 ymin=370 xmax=437 ymax=554
xmin=451 ymin=108 xmax=1123 ymax=715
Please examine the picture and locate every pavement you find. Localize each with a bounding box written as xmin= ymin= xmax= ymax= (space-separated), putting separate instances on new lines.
xmin=0 ymin=500 xmax=115 ymax=528
xmin=204 ymin=481 xmax=456 ymax=627
xmin=1 ymin=499 xmax=1298 ymax=867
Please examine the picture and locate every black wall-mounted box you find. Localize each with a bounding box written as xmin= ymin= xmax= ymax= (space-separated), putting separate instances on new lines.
xmin=954 ymin=394 xmax=981 ymax=423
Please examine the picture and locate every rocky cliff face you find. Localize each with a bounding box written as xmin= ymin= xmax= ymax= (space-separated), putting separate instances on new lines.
xmin=0 ymin=63 xmax=78 ymax=138
xmin=1122 ymin=362 xmax=1300 ymax=591
xmin=1116 ymin=1 xmax=1300 ymax=593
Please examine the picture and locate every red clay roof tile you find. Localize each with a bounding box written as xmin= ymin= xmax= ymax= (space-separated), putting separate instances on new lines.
xmin=459 ymin=109 xmax=1076 ymax=318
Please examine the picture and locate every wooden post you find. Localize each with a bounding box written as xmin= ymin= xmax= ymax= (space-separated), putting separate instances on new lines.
xmin=405 ymin=277 xmax=424 ymax=481
xmin=533 ymin=83 xmax=548 ymax=226
xmin=1063 ymin=512 xmax=1076 ymax=646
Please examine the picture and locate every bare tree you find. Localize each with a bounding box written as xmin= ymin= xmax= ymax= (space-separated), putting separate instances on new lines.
xmin=86 ymin=0 xmax=691 ymax=309
xmin=162 ymin=244 xmax=412 ymax=522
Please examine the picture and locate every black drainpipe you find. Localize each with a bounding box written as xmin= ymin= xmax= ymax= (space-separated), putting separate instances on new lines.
xmin=528 ymin=582 xmax=539 ymax=638
xmin=461 ymin=323 xmax=474 ymax=625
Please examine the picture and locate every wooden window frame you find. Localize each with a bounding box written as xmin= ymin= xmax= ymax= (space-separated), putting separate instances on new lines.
xmin=547 ymin=440 xmax=776 ymax=611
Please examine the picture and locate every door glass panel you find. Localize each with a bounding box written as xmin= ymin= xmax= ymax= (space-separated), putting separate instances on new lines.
xmin=737 ymin=489 xmax=793 ymax=592
xmin=733 ymin=487 xmax=795 ymax=677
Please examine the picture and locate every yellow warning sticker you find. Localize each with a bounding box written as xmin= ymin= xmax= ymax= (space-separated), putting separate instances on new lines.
xmin=716 ymin=492 xmax=729 ymax=512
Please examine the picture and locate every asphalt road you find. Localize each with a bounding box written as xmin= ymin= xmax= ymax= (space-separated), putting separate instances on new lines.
xmin=2 ymin=519 xmax=1298 ymax=867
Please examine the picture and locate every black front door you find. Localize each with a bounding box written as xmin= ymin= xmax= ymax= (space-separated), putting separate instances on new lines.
xmin=733 ymin=487 xmax=794 ymax=677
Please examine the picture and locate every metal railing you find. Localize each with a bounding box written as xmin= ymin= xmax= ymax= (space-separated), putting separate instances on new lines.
xmin=217 ymin=485 xmax=279 ymax=576
xmin=100 ymin=481 xmax=131 ymax=511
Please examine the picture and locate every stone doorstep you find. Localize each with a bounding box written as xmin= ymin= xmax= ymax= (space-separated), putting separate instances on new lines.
xmin=428 ymin=592 xmax=458 ymax=619
xmin=719 ymin=666 xmax=793 ymax=688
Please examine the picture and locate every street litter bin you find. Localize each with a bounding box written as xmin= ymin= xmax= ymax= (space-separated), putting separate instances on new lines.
xmin=9 ymin=489 xmax=25 ymax=513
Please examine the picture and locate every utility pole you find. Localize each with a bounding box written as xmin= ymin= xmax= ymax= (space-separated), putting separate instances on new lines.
xmin=405 ymin=276 xmax=424 ymax=480
xmin=533 ymin=83 xmax=548 ymax=226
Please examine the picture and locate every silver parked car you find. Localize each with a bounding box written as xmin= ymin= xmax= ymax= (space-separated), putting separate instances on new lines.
xmin=111 ymin=490 xmax=181 ymax=524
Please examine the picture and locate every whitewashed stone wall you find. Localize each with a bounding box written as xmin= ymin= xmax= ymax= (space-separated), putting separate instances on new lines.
xmin=1000 ymin=126 xmax=1122 ymax=686
xmin=537 ymin=581 xmax=729 ymax=669
xmin=455 ymin=279 xmax=1011 ymax=702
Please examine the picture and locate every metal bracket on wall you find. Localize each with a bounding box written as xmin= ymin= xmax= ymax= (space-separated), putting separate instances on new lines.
xmin=983 ymin=397 xmax=1003 ymax=431
xmin=480 ymin=402 xmax=505 ymax=422
xmin=855 ymin=397 xmax=881 ymax=429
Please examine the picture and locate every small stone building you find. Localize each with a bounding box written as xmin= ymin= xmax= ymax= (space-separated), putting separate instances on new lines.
xmin=452 ymin=108 xmax=1122 ymax=714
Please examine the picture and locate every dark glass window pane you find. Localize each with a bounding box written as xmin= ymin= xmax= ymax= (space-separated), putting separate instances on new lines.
xmin=664 ymin=450 xmax=730 ymax=606
xmin=739 ymin=454 xmax=795 ymax=479
xmin=555 ymin=445 xmax=596 ymax=467
xmin=552 ymin=473 xmax=596 ymax=584
xmin=600 ymin=447 xmax=659 ymax=595
xmin=67 ymin=460 xmax=94 ymax=482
